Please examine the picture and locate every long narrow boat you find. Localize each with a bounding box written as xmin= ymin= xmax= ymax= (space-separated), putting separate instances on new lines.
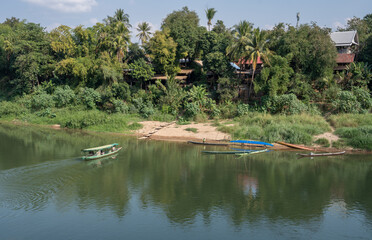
xmin=230 ymin=140 xmax=274 ymax=147
xmin=81 ymin=143 xmax=122 ymax=160
xmin=236 ymin=149 xmax=269 ymax=156
xmin=297 ymin=151 xmax=346 ymax=157
xmin=188 ymin=141 xmax=228 ymax=146
xmin=202 ymin=149 xmax=264 ymax=155
xmin=276 ymin=141 xmax=314 ymax=151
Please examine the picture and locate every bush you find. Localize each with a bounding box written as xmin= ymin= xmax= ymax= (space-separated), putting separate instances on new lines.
xmin=132 ymin=98 xmax=154 ymax=118
xmin=352 ymin=87 xmax=372 ymax=110
xmin=264 ymin=94 xmax=313 ymax=115
xmin=78 ymin=87 xmax=101 ymax=109
xmin=31 ymin=93 xmax=55 ymax=110
xmin=53 ymin=85 xmax=75 ymax=107
xmin=0 ymin=101 xmax=28 ymax=117
xmin=237 ymin=103 xmax=250 ymax=116
xmin=112 ymin=99 xmax=129 ymax=114
xmin=332 ymin=91 xmax=362 ymax=113
xmin=314 ymin=138 xmax=330 ymax=147
xmin=184 ymin=102 xmax=201 ymax=119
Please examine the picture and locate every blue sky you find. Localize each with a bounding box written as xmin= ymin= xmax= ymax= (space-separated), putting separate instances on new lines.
xmin=1 ymin=0 xmax=371 ymax=43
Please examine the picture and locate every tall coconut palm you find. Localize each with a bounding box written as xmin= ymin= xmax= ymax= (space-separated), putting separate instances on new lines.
xmin=105 ymin=8 xmax=131 ymax=28
xmin=244 ymin=28 xmax=272 ymax=97
xmin=226 ymin=21 xmax=253 ymax=79
xmin=205 ymin=8 xmax=217 ymax=31
xmin=227 ymin=21 xmax=253 ymax=61
xmin=136 ymin=22 xmax=152 ymax=45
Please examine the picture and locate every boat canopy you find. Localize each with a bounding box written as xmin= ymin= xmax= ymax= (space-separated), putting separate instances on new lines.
xmin=82 ymin=143 xmax=118 ymax=152
xmin=230 ymin=140 xmax=274 ymax=147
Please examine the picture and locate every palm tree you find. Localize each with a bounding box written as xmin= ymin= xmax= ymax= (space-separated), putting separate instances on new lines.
xmin=105 ymin=8 xmax=131 ymax=28
xmin=227 ymin=21 xmax=253 ymax=79
xmin=136 ymin=22 xmax=152 ymax=45
xmin=296 ymin=12 xmax=300 ymax=28
xmin=205 ymin=8 xmax=217 ymax=31
xmin=244 ymin=28 xmax=272 ymax=97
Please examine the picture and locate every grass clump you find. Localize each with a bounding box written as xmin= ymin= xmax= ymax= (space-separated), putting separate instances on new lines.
xmin=218 ymin=113 xmax=330 ymax=145
xmin=314 ymin=138 xmax=330 ymax=147
xmin=185 ymin=128 xmax=198 ymax=133
xmin=328 ymin=113 xmax=372 ymax=128
xmin=335 ymin=126 xmax=372 ymax=150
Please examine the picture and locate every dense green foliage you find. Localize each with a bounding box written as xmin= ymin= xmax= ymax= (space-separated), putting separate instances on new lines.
xmin=0 ymin=9 xmax=371 ymax=149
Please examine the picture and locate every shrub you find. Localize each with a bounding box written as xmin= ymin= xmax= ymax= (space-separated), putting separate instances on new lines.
xmin=78 ymin=87 xmax=101 ymax=109
xmin=112 ymin=99 xmax=129 ymax=114
xmin=264 ymin=94 xmax=311 ymax=115
xmin=31 ymin=93 xmax=55 ymax=110
xmin=132 ymin=98 xmax=154 ymax=118
xmin=352 ymin=87 xmax=372 ymax=110
xmin=53 ymin=85 xmax=75 ymax=107
xmin=0 ymin=101 xmax=28 ymax=117
xmin=314 ymin=138 xmax=330 ymax=147
xmin=184 ymin=102 xmax=201 ymax=119
xmin=332 ymin=91 xmax=362 ymax=113
xmin=237 ymin=103 xmax=250 ymax=116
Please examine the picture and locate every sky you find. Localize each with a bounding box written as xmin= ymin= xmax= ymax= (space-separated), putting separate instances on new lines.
xmin=0 ymin=0 xmax=371 ymax=43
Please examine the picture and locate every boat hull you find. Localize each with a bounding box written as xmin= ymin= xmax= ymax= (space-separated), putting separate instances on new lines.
xmin=276 ymin=141 xmax=314 ymax=151
xmin=298 ymin=151 xmax=346 ymax=157
xmin=188 ymin=141 xmax=228 ymax=146
xmin=82 ymin=147 xmax=122 ymax=160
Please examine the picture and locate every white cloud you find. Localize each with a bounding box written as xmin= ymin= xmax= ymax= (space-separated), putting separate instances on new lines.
xmin=45 ymin=22 xmax=61 ymax=32
xmin=264 ymin=24 xmax=274 ymax=30
xmin=24 ymin=0 xmax=97 ymax=13
xmin=333 ymin=18 xmax=351 ymax=30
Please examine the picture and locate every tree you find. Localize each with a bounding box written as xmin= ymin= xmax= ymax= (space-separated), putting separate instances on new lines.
xmin=255 ymin=55 xmax=294 ymax=96
xmin=243 ymin=28 xmax=272 ymax=96
xmin=146 ymin=30 xmax=178 ymax=76
xmin=49 ymin=25 xmax=77 ymax=59
xmin=269 ymin=23 xmax=337 ymax=82
xmin=205 ymin=8 xmax=217 ymax=31
xmin=227 ymin=20 xmax=253 ymax=62
xmin=161 ymin=6 xmax=201 ymax=60
xmin=128 ymin=58 xmax=155 ymax=88
xmin=136 ymin=22 xmax=152 ymax=45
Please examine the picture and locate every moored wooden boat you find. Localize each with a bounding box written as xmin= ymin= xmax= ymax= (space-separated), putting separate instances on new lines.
xmin=81 ymin=143 xmax=122 ymax=160
xmin=188 ymin=141 xmax=228 ymax=146
xmin=276 ymin=141 xmax=314 ymax=151
xmin=298 ymin=151 xmax=346 ymax=157
xmin=202 ymin=149 xmax=266 ymax=155
xmin=235 ymin=149 xmax=269 ymax=156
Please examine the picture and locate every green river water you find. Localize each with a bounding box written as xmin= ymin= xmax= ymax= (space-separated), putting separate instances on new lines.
xmin=0 ymin=123 xmax=371 ymax=240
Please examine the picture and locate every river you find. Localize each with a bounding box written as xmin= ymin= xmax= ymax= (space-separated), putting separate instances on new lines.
xmin=0 ymin=123 xmax=371 ymax=240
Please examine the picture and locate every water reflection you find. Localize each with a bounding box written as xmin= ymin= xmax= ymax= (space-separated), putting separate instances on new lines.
xmin=0 ymin=123 xmax=372 ymax=238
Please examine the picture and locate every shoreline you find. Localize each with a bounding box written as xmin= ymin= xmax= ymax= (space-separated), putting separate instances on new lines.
xmin=1 ymin=119 xmax=370 ymax=154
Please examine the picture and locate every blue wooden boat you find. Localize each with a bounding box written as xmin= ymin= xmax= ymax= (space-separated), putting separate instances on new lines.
xmin=230 ymin=140 xmax=274 ymax=147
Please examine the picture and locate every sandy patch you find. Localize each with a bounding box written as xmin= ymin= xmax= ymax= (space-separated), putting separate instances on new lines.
xmin=136 ymin=121 xmax=231 ymax=142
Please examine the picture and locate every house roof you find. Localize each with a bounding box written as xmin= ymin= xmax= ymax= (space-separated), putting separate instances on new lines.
xmin=330 ymin=31 xmax=358 ymax=47
xmin=336 ymin=53 xmax=355 ymax=63
xmin=237 ymin=56 xmax=263 ymax=65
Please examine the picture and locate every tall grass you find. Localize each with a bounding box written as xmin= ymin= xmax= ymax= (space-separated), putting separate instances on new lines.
xmin=335 ymin=126 xmax=372 ymax=150
xmin=0 ymin=104 xmax=143 ymax=133
xmin=218 ymin=113 xmax=330 ymax=145
xmin=328 ymin=113 xmax=372 ymax=128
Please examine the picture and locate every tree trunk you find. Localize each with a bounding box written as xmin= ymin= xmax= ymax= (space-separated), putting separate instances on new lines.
xmin=248 ymin=69 xmax=255 ymax=100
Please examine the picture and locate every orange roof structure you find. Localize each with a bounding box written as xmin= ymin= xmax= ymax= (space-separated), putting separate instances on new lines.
xmin=336 ymin=53 xmax=355 ymax=63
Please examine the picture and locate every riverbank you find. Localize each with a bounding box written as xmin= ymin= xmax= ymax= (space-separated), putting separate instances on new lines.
xmin=1 ymin=115 xmax=371 ymax=154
